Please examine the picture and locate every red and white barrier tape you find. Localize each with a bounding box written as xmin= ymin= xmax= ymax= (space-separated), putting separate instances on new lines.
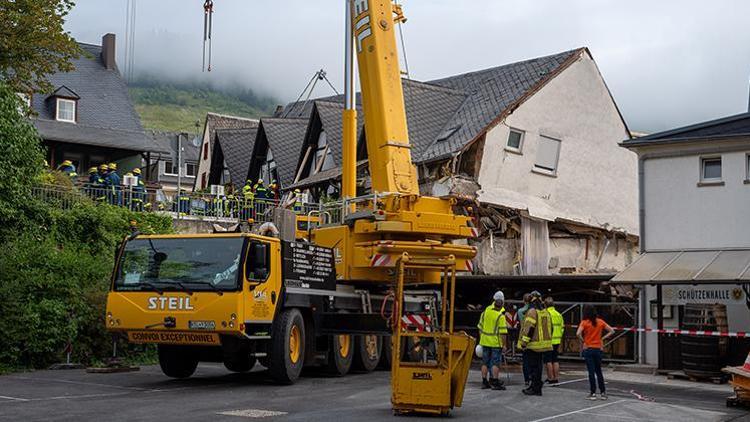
xmin=566 ymin=324 xmax=747 ymax=338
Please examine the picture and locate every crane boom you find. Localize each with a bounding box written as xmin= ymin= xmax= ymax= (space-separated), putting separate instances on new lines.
xmin=352 ymin=0 xmax=419 ymax=195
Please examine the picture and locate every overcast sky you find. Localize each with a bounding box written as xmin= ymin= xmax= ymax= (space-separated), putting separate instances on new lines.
xmin=66 ymin=0 xmax=750 ymax=133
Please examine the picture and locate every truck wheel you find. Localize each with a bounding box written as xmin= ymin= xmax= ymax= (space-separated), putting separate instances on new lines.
xmin=352 ymin=334 xmax=381 ymax=372
xmin=158 ymin=345 xmax=198 ymax=379
xmin=325 ymin=334 xmax=353 ymax=376
xmin=224 ymin=356 xmax=257 ymax=373
xmin=268 ymin=308 xmax=305 ymax=384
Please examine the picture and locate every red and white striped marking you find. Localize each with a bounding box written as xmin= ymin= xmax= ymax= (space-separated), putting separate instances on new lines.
xmin=401 ymin=314 xmax=432 ymax=332
xmin=463 ymin=259 xmax=474 ymax=272
xmin=566 ymin=324 xmax=748 ymax=338
xmin=469 ymin=227 xmax=479 ymax=238
xmin=370 ymin=254 xmax=392 ymax=267
xmin=742 ymin=352 xmax=750 ymax=372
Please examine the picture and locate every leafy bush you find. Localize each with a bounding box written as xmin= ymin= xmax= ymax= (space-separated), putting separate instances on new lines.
xmin=0 ymin=200 xmax=172 ymax=371
xmin=0 ymin=82 xmax=173 ymax=371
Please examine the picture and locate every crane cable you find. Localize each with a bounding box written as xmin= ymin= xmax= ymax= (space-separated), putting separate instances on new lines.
xmin=283 ymin=69 xmax=339 ymax=118
xmin=395 ymin=0 xmax=413 ymax=120
xmin=203 ymin=0 xmax=214 ymax=72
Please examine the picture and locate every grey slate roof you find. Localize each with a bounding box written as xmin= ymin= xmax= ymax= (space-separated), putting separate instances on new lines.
xmin=255 ymin=118 xmax=309 ymax=187
xmin=30 ymin=42 xmax=158 ymax=152
xmin=204 ymin=112 xmax=259 ymax=151
xmin=294 ymin=79 xmax=466 ymax=182
xmin=147 ymin=131 xmax=199 ymax=160
xmin=286 ymin=49 xmax=582 ymax=173
xmin=421 ymin=48 xmax=583 ymax=162
xmin=307 ymin=100 xmax=365 ymax=165
xmin=400 ymin=79 xmax=468 ymax=160
xmin=214 ymin=127 xmax=259 ymax=185
xmin=621 ymin=112 xmax=750 ymax=147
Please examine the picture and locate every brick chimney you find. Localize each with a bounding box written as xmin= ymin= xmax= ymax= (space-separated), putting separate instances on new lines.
xmin=101 ymin=33 xmax=116 ymax=70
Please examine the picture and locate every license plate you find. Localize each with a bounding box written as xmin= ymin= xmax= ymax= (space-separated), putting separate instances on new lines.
xmin=189 ymin=320 xmax=216 ymax=330
xmin=127 ymin=331 xmax=220 ymax=345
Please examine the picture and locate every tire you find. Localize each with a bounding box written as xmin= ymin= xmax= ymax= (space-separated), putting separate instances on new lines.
xmin=224 ymin=356 xmax=257 ymax=373
xmin=352 ymin=334 xmax=381 ymax=372
xmin=325 ymin=334 xmax=354 ymax=376
xmin=157 ymin=345 xmax=198 ymax=379
xmin=268 ymin=308 xmax=305 ymax=384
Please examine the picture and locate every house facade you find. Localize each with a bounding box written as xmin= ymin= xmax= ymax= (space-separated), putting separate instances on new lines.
xmin=146 ymin=131 xmax=201 ymax=196
xmin=617 ymin=112 xmax=750 ymax=369
xmin=29 ymin=34 xmax=162 ymax=176
xmin=194 ymin=113 xmax=260 ymax=191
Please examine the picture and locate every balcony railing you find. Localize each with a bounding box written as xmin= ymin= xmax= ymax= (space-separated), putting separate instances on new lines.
xmin=31 ymin=184 xmax=321 ymax=224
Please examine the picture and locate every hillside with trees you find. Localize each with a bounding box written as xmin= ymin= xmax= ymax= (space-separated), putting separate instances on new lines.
xmin=128 ymin=76 xmax=278 ymax=132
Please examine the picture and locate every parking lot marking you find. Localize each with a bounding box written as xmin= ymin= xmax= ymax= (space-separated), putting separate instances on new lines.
xmin=528 ymin=399 xmax=628 ymax=422
xmin=5 ymin=375 xmax=153 ymax=392
xmin=0 ymin=395 xmax=29 ymax=402
xmin=549 ymin=377 xmax=587 ymax=387
xmin=217 ymin=409 xmax=288 ymax=418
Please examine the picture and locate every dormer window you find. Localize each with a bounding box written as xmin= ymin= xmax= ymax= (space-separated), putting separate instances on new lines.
xmin=56 ymin=98 xmax=76 ymax=122
xmin=48 ymin=85 xmax=80 ymax=123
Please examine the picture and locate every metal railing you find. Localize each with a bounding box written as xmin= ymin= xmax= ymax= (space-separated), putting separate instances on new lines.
xmin=31 ymin=184 xmax=322 ymax=224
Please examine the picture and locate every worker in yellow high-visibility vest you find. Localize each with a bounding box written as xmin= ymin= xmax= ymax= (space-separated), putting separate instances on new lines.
xmin=544 ymin=296 xmax=564 ymax=385
xmin=517 ymin=291 xmax=553 ymax=396
xmin=476 ymin=290 xmax=507 ymax=390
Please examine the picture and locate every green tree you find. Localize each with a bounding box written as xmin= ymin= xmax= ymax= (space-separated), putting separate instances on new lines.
xmin=0 ymin=82 xmax=46 ymax=227
xmin=0 ymin=0 xmax=80 ymax=93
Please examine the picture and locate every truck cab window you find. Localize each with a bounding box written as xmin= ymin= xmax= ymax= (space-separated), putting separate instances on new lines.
xmin=246 ymin=241 xmax=270 ymax=281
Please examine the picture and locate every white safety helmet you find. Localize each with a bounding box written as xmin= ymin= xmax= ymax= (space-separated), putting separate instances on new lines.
xmin=475 ymin=344 xmax=483 ymax=358
xmin=493 ymin=290 xmax=505 ymax=302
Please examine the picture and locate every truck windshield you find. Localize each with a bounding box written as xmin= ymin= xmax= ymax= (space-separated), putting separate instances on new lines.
xmin=114 ymin=237 xmax=245 ymax=292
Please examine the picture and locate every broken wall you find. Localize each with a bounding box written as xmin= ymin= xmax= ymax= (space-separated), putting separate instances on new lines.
xmin=475 ymin=234 xmax=637 ymax=275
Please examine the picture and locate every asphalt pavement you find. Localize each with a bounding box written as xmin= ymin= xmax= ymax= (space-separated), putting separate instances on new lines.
xmin=0 ymin=363 xmax=748 ymax=421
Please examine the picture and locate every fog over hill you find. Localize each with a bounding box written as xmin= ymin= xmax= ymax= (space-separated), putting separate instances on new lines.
xmin=65 ymin=0 xmax=750 ymax=133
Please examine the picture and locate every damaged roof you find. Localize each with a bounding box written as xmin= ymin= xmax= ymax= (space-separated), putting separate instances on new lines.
xmin=421 ymin=48 xmax=584 ymax=162
xmin=30 ymin=42 xmax=159 ymax=152
xmin=214 ymin=127 xmax=259 ymax=185
xmin=621 ymin=111 xmax=750 ymax=147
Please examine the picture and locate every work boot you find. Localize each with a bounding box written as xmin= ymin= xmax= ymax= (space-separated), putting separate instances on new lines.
xmin=490 ymin=378 xmax=506 ymax=391
xmin=481 ymin=378 xmax=491 ymax=389
xmin=522 ymin=387 xmax=542 ymax=396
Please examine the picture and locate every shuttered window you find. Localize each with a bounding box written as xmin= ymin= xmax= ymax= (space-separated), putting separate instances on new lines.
xmin=534 ymin=136 xmax=561 ymax=174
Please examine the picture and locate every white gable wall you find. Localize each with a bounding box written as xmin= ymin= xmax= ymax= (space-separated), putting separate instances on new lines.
xmin=477 ymin=51 xmax=638 ymax=235
xmin=642 ymin=143 xmax=750 ymax=250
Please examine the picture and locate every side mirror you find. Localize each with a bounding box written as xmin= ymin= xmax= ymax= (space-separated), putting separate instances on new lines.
xmin=246 ymin=242 xmax=269 ymax=281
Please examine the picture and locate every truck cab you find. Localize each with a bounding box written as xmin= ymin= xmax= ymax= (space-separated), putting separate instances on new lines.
xmin=106 ymin=233 xmax=389 ymax=382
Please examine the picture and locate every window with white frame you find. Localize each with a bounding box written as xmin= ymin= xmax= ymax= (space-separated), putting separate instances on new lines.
xmin=56 ymin=98 xmax=76 ymax=122
xmin=164 ymin=160 xmax=177 ymax=175
xmin=700 ymin=157 xmax=722 ymax=182
xmin=185 ymin=162 xmax=197 ymax=177
xmin=533 ymin=136 xmax=561 ymax=175
xmin=506 ymin=129 xmax=524 ymax=153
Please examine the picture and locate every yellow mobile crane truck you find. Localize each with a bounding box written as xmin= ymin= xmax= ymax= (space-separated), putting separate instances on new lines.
xmin=106 ymin=0 xmax=476 ymax=414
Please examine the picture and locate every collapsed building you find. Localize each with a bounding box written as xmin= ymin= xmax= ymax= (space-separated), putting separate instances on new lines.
xmin=198 ymin=48 xmax=639 ymax=277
